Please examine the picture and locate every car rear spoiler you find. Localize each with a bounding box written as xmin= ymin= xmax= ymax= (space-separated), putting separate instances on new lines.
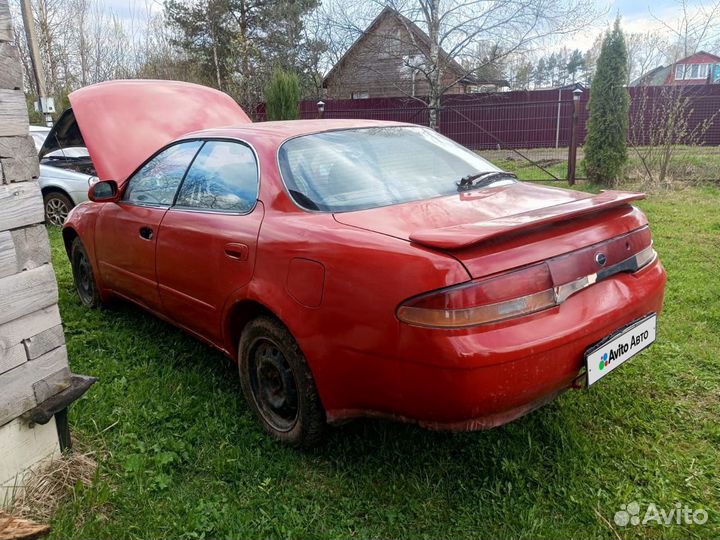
xmin=409 ymin=190 xmax=646 ymax=250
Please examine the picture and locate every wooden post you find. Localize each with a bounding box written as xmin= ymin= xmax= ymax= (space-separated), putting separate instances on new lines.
xmin=567 ymin=87 xmax=582 ymax=186
xmin=0 ymin=0 xmax=76 ymax=508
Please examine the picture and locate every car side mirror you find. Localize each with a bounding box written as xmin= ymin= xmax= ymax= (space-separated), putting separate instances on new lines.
xmin=88 ymin=180 xmax=119 ymax=203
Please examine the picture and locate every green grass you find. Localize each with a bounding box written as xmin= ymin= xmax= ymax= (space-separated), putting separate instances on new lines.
xmin=480 ymin=147 xmax=720 ymax=183
xmin=45 ymin=185 xmax=720 ymax=539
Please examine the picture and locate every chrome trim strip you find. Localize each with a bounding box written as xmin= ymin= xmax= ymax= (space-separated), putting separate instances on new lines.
xmin=554 ymin=246 xmax=656 ymax=304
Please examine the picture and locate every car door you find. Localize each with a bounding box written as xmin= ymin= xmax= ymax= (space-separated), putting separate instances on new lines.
xmin=156 ymin=140 xmax=264 ymax=342
xmin=95 ymin=141 xmax=203 ymax=312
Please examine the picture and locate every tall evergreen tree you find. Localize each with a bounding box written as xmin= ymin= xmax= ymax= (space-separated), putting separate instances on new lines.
xmin=265 ymin=69 xmax=301 ymax=121
xmin=566 ymin=49 xmax=585 ymax=81
xmin=582 ymin=18 xmax=630 ymax=184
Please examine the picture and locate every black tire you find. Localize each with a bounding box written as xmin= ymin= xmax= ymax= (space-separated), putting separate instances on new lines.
xmin=44 ymin=192 xmax=74 ymax=226
xmin=70 ymin=237 xmax=101 ymax=308
xmin=239 ymin=316 xmax=327 ymax=448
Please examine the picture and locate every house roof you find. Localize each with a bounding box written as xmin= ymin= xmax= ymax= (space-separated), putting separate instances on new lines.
xmin=673 ymin=50 xmax=720 ymax=64
xmin=629 ymin=65 xmax=672 ymax=87
xmin=322 ymin=7 xmax=509 ymax=88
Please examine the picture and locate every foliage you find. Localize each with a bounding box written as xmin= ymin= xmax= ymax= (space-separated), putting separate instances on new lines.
xmin=582 ymin=18 xmax=630 ymax=185
xmin=264 ymin=69 xmax=301 ymax=121
xmin=163 ymin=0 xmax=321 ymax=110
xmin=531 ymin=48 xmax=590 ymax=88
xmin=42 ymin=184 xmax=720 ymax=538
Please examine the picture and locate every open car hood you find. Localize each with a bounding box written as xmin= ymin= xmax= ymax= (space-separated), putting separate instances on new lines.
xmin=39 ymin=80 xmax=251 ymax=182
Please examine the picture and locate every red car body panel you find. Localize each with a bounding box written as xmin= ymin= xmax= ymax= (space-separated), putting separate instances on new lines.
xmin=63 ymin=82 xmax=667 ymax=431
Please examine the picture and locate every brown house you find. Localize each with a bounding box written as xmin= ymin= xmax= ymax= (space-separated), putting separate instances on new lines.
xmin=323 ymin=7 xmax=508 ymax=99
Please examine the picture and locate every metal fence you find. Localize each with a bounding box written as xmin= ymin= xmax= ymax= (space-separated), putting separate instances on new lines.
xmin=256 ymin=85 xmax=720 ymax=184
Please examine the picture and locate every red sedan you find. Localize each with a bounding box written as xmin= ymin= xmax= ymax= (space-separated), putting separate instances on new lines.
xmin=58 ymin=81 xmax=666 ymax=447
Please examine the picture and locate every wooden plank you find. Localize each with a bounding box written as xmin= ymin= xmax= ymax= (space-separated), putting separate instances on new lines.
xmin=0 ymin=306 xmax=61 ymax=349
xmin=0 ymin=42 xmax=22 ymax=90
xmin=0 ymin=346 xmax=69 ymax=428
xmin=0 ymin=230 xmax=15 ymax=279
xmin=0 ymin=343 xmax=24 ymax=377
xmin=10 ymin=225 xmax=50 ymax=271
xmin=0 ymin=136 xmax=37 ymax=184
xmin=0 ymin=90 xmax=28 ymax=138
xmin=1 ymin=155 xmax=39 ymax=184
xmin=32 ymin=365 xmax=70 ymax=404
xmin=0 ymin=417 xmax=60 ymax=508
xmin=0 ymin=182 xmax=43 ymax=232
xmin=0 ymin=306 xmax=62 ymax=375
xmin=0 ymin=1 xmax=11 ymax=43
xmin=0 ymin=265 xmax=57 ymax=327
xmin=23 ymin=325 xmax=64 ymax=360
xmin=0 ymin=155 xmax=39 ymax=183
xmin=0 ymin=512 xmax=52 ymax=539
xmin=0 ymin=136 xmax=36 ymax=162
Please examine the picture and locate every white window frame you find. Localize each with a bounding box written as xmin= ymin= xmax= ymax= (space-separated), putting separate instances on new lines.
xmin=351 ymin=91 xmax=369 ymax=99
xmin=678 ymin=63 xmax=711 ymax=80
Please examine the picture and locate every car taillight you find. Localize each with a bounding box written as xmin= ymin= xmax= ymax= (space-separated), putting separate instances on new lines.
xmin=397 ymin=237 xmax=657 ymax=329
xmin=397 ymin=263 xmax=556 ymax=328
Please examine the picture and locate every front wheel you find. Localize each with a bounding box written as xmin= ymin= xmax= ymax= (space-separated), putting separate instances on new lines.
xmin=238 ymin=317 xmax=327 ymax=448
xmin=70 ymin=237 xmax=102 ymax=308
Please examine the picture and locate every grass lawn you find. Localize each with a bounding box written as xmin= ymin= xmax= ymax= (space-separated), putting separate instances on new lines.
xmin=45 ymin=185 xmax=719 ymax=539
xmin=480 ymin=146 xmax=720 ymax=183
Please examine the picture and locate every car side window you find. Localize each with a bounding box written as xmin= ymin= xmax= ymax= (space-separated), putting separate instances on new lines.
xmin=175 ymin=141 xmax=258 ymax=213
xmin=123 ymin=141 xmax=203 ymax=206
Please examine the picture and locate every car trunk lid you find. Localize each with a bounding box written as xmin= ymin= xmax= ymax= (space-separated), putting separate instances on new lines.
xmin=39 ymin=80 xmax=251 ymax=183
xmin=333 ymin=182 xmax=649 ymax=278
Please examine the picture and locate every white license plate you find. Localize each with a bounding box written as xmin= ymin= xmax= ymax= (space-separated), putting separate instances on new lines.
xmin=585 ymin=314 xmax=657 ymax=387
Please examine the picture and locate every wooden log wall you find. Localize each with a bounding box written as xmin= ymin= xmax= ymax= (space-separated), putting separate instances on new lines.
xmin=0 ymin=0 xmax=71 ymax=429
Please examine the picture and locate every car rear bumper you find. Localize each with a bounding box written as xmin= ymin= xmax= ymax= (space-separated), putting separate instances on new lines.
xmin=324 ymin=258 xmax=667 ymax=429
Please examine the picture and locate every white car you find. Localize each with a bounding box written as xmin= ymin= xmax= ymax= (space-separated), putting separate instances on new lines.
xmin=31 ymin=125 xmax=96 ymax=225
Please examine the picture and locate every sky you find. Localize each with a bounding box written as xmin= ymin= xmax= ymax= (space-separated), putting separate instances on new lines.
xmin=101 ymin=0 xmax=712 ymax=55
xmin=568 ymin=0 xmax=709 ymax=51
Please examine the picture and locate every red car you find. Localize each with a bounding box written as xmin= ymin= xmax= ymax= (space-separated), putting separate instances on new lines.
xmin=58 ymin=81 xmax=666 ymax=447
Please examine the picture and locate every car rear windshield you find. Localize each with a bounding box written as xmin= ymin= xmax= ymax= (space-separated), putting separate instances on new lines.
xmin=278 ymin=126 xmax=511 ymax=212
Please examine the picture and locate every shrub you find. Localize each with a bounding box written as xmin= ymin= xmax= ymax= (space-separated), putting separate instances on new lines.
xmin=265 ymin=69 xmax=301 ymax=121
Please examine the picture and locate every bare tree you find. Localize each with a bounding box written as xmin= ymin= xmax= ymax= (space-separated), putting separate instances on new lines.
xmin=627 ymin=0 xmax=720 ymax=185
xmin=652 ymin=0 xmax=720 ymax=60
xmin=625 ymin=30 xmax=667 ymax=83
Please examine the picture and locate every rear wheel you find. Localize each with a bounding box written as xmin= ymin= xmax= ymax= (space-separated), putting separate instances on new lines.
xmin=44 ymin=192 xmax=74 ymax=226
xmin=70 ymin=237 xmax=101 ymax=308
xmin=238 ymin=316 xmax=326 ymax=448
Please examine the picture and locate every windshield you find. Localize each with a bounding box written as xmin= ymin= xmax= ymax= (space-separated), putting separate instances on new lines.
xmin=30 ymin=130 xmax=50 ymax=151
xmin=278 ymin=126 xmax=511 ymax=212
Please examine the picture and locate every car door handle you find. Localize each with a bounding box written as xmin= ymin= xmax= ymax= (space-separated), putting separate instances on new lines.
xmin=224 ymin=243 xmax=249 ymax=261
xmin=139 ymin=226 xmax=154 ymax=240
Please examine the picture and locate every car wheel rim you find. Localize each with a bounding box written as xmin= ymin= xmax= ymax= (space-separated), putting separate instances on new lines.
xmin=248 ymin=338 xmax=299 ymax=432
xmin=46 ymin=198 xmax=69 ymax=226
xmin=76 ymin=251 xmax=93 ymax=304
